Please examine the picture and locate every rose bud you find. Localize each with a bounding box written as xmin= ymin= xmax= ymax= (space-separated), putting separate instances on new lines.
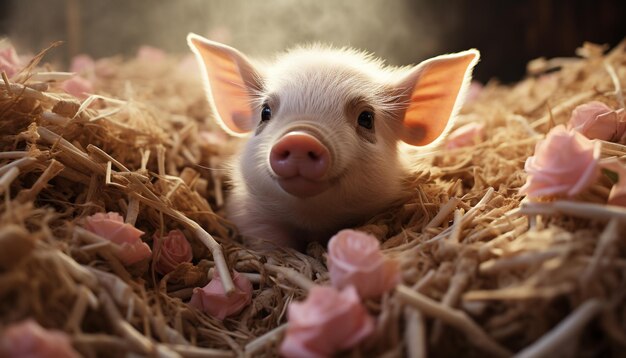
xmin=137 ymin=45 xmax=166 ymax=62
xmin=152 ymin=229 xmax=193 ymax=275
xmin=0 ymin=43 xmax=22 ymax=78
xmin=0 ymin=319 xmax=80 ymax=358
xmin=61 ymin=75 xmax=93 ymax=100
xmin=83 ymin=212 xmax=152 ymax=265
xmin=189 ymin=269 xmax=253 ymax=320
xmin=280 ymin=285 xmax=374 ymax=358
xmin=70 ymin=54 xmax=95 ymax=74
xmin=445 ymin=122 xmax=485 ymax=149
xmin=519 ymin=125 xmax=600 ymax=199
xmin=327 ymin=229 xmax=400 ymax=298
xmin=568 ymin=101 xmax=625 ymax=142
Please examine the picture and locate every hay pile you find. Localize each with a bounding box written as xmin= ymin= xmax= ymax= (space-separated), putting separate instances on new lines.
xmin=1 ymin=40 xmax=625 ymax=357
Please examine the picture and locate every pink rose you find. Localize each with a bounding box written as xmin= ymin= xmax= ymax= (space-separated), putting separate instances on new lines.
xmin=83 ymin=212 xmax=152 ymax=265
xmin=0 ymin=43 xmax=22 ymax=78
xmin=189 ymin=269 xmax=252 ymax=320
xmin=70 ymin=54 xmax=96 ymax=73
xmin=61 ymin=75 xmax=93 ymax=100
xmin=327 ymin=229 xmax=400 ymax=298
xmin=0 ymin=319 xmax=80 ymax=358
xmin=177 ymin=54 xmax=201 ymax=75
xmin=94 ymin=58 xmax=116 ymax=78
xmin=567 ymin=101 xmax=625 ymax=141
xmin=207 ymin=26 xmax=232 ymax=44
xmin=445 ymin=122 xmax=485 ymax=149
xmin=465 ymin=81 xmax=484 ymax=103
xmin=280 ymin=285 xmax=374 ymax=358
xmin=153 ymin=230 xmax=193 ymax=275
xmin=137 ymin=45 xmax=166 ymax=62
xmin=519 ymin=125 xmax=600 ymax=199
xmin=601 ymin=159 xmax=626 ymax=206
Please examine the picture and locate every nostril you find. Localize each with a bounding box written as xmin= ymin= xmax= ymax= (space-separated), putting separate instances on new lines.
xmin=307 ymin=151 xmax=319 ymax=161
xmin=277 ymin=150 xmax=290 ymax=160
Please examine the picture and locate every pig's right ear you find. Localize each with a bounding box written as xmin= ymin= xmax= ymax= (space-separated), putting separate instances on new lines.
xmin=187 ymin=33 xmax=262 ymax=136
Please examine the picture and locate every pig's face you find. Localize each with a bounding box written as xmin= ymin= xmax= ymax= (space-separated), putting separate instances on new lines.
xmin=238 ymin=50 xmax=407 ymax=230
xmin=187 ymin=34 xmax=479 ymax=245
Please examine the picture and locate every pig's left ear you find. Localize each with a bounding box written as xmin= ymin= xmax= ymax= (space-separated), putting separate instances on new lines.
xmin=394 ymin=49 xmax=480 ymax=147
xmin=187 ymin=33 xmax=262 ymax=136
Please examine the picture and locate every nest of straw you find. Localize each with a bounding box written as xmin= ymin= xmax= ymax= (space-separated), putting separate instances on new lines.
xmin=1 ymin=40 xmax=625 ymax=357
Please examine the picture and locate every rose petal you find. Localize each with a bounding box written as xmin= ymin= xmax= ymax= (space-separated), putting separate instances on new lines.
xmin=280 ymin=285 xmax=374 ymax=358
xmin=189 ymin=270 xmax=252 ymax=320
xmin=70 ymin=54 xmax=95 ymax=73
xmin=137 ymin=45 xmax=166 ymax=62
xmin=153 ymin=230 xmax=193 ymax=275
xmin=568 ymin=101 xmax=623 ymax=141
xmin=520 ymin=125 xmax=600 ymax=199
xmin=61 ymin=75 xmax=93 ymax=100
xmin=116 ymin=241 xmax=152 ymax=266
xmin=327 ymin=229 xmax=401 ymax=298
xmin=288 ymin=285 xmax=355 ymax=328
xmin=0 ymin=44 xmax=22 ymax=78
xmin=207 ymin=27 xmax=232 ymax=44
xmin=0 ymin=320 xmax=80 ymax=358
xmin=84 ymin=212 xmax=145 ymax=246
xmin=95 ymin=58 xmax=116 ymax=78
xmin=83 ymin=212 xmax=150 ymax=265
xmin=567 ymin=149 xmax=600 ymax=196
xmin=465 ymin=81 xmax=483 ymax=103
xmin=328 ymin=229 xmax=382 ymax=267
xmin=177 ymin=54 xmax=201 ymax=75
xmin=445 ymin=122 xmax=485 ymax=149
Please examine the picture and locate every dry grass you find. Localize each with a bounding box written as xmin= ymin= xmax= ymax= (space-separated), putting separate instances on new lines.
xmin=1 ymin=40 xmax=625 ymax=357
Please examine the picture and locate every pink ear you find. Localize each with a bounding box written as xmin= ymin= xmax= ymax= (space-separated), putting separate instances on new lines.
xmin=187 ymin=33 xmax=261 ymax=136
xmin=397 ymin=50 xmax=480 ymax=146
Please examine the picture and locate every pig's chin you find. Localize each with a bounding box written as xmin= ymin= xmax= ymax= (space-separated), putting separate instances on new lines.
xmin=276 ymin=177 xmax=330 ymax=198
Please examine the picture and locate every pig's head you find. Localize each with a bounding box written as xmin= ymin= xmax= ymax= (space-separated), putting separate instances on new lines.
xmin=187 ymin=33 xmax=479 ymax=245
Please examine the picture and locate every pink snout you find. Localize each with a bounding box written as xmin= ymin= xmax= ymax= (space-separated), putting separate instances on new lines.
xmin=270 ymin=132 xmax=330 ymax=180
xmin=269 ymin=132 xmax=331 ymax=197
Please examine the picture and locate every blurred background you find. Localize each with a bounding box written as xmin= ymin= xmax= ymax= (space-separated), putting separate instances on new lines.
xmin=0 ymin=0 xmax=624 ymax=83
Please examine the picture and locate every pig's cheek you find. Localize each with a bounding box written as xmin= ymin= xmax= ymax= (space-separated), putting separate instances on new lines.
xmin=340 ymin=143 xmax=406 ymax=205
xmin=239 ymin=141 xmax=271 ymax=182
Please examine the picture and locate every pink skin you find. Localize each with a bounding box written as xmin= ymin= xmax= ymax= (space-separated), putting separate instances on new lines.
xmin=269 ymin=131 xmax=331 ymax=198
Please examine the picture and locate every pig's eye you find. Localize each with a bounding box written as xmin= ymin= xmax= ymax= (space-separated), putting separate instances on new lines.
xmin=261 ymin=104 xmax=272 ymax=122
xmin=357 ymin=111 xmax=374 ymax=130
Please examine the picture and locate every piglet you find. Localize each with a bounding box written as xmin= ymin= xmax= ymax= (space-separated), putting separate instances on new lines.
xmin=187 ymin=33 xmax=479 ymax=248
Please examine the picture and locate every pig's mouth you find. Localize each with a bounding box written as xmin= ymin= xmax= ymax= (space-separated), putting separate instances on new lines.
xmin=276 ymin=177 xmax=331 ymax=198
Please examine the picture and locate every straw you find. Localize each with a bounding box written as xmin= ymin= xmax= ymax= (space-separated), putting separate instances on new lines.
xmin=1 ymin=38 xmax=625 ymax=356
